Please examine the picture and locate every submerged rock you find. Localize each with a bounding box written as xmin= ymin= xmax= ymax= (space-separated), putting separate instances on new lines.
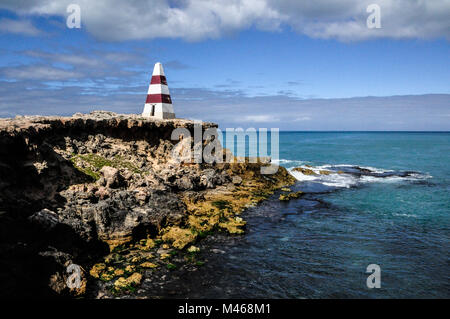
xmin=279 ymin=191 xmax=303 ymax=201
xmin=292 ymin=167 xmax=317 ymax=175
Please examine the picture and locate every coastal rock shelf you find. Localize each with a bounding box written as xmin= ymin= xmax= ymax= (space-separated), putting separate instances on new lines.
xmin=0 ymin=111 xmax=295 ymax=298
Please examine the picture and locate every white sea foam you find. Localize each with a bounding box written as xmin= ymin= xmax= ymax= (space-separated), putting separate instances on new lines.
xmin=272 ymin=158 xmax=309 ymax=167
xmin=319 ymin=164 xmax=394 ymax=174
xmin=288 ymin=167 xmax=358 ymax=188
xmin=287 ymin=164 xmax=430 ymax=189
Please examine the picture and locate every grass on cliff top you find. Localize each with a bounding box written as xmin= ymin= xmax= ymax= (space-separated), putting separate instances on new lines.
xmin=70 ymin=153 xmax=142 ymax=180
xmin=70 ymin=156 xmax=100 ymax=180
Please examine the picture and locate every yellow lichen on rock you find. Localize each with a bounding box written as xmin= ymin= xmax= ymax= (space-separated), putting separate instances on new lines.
xmin=114 ymin=269 xmax=125 ymax=276
xmin=130 ymin=256 xmax=141 ymax=263
xmin=279 ymin=191 xmax=303 ymax=201
xmin=89 ymin=263 xmax=106 ymax=279
xmin=187 ymin=245 xmax=200 ymax=253
xmin=140 ymin=262 xmax=158 ymax=268
xmin=100 ymin=272 xmax=114 ymax=281
xmin=161 ymin=226 xmax=197 ymax=249
xmin=181 ymin=162 xmax=296 ymax=236
xmin=114 ymin=273 xmax=142 ymax=290
xmin=135 ymin=238 xmax=155 ymax=251
xmin=160 ymin=253 xmax=171 ymax=260
xmin=125 ymin=265 xmax=135 ymax=273
xmin=218 ymin=217 xmax=246 ymax=234
xmin=104 ymin=236 xmax=133 ymax=252
xmin=188 ymin=214 xmax=220 ymax=233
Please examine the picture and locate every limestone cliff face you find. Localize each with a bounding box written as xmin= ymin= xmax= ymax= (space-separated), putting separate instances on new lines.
xmin=0 ymin=111 xmax=295 ymax=298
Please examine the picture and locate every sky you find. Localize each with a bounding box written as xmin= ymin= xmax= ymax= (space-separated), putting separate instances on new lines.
xmin=0 ymin=0 xmax=449 ymax=130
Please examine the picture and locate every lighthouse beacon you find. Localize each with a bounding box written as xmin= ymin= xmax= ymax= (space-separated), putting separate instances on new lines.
xmin=142 ymin=62 xmax=175 ymax=119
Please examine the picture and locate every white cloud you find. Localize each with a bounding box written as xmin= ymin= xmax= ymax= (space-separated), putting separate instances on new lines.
xmin=1 ymin=0 xmax=449 ymax=41
xmin=24 ymin=50 xmax=102 ymax=67
xmin=239 ymin=115 xmax=279 ymax=122
xmin=294 ymin=116 xmax=311 ymax=121
xmin=1 ymin=65 xmax=82 ymax=80
xmin=0 ymin=18 xmax=42 ymax=36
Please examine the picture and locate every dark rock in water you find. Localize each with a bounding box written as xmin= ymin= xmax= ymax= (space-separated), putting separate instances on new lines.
xmin=292 ymin=167 xmax=317 ymax=175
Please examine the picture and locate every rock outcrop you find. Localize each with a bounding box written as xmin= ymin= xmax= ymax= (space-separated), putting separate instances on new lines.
xmin=0 ymin=111 xmax=295 ymax=298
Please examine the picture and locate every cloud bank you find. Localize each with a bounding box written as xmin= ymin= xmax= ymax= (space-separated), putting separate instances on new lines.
xmin=0 ymin=76 xmax=448 ymax=131
xmin=0 ymin=0 xmax=449 ymax=41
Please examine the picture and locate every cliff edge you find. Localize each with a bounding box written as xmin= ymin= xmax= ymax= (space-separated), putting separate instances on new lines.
xmin=0 ymin=111 xmax=295 ymax=298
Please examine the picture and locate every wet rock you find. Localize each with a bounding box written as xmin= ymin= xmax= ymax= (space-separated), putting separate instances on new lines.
xmin=279 ymin=191 xmax=303 ymax=201
xmin=292 ymin=167 xmax=317 ymax=175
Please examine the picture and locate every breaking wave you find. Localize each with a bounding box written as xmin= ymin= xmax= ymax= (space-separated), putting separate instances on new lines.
xmin=284 ymin=162 xmax=432 ymax=189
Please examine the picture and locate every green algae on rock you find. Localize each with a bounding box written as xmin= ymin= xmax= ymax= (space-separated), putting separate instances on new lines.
xmin=279 ymin=191 xmax=304 ymax=201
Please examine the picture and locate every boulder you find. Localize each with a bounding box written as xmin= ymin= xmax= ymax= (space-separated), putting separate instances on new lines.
xmin=28 ymin=209 xmax=59 ymax=231
xmin=99 ymin=166 xmax=124 ymax=188
xmin=232 ymin=175 xmax=243 ymax=185
xmin=292 ymin=167 xmax=317 ymax=175
xmin=175 ymin=175 xmax=194 ymax=190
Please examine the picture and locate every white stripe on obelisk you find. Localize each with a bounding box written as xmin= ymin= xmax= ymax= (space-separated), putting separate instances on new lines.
xmin=153 ymin=62 xmax=165 ymax=76
xmin=147 ymin=84 xmax=170 ymax=95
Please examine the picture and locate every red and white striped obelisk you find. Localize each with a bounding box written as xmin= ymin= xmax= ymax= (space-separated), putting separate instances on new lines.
xmin=142 ymin=62 xmax=175 ymax=119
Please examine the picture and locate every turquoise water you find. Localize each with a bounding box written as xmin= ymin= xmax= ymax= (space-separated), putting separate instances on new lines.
xmin=190 ymin=132 xmax=450 ymax=298
xmin=275 ymin=132 xmax=450 ymax=297
xmin=279 ymin=132 xmax=449 ymax=225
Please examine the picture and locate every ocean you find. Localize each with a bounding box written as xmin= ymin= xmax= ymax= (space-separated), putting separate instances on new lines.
xmin=142 ymin=132 xmax=449 ymax=298
xmin=186 ymin=131 xmax=450 ymax=298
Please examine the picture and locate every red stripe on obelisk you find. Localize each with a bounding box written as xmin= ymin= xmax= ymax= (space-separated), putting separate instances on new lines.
xmin=150 ymin=75 xmax=168 ymax=85
xmin=146 ymin=94 xmax=172 ymax=104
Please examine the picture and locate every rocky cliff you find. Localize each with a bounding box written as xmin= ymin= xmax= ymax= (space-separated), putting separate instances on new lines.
xmin=0 ymin=111 xmax=295 ymax=298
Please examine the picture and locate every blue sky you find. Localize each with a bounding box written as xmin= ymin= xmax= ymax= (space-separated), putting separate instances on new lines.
xmin=0 ymin=1 xmax=449 ymax=130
